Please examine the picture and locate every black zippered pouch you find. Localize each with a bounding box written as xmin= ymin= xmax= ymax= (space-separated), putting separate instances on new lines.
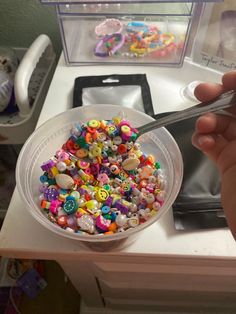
xmin=73 ymin=74 xmax=154 ymax=116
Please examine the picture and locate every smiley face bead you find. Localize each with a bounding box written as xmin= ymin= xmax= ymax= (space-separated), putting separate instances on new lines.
xmin=96 ymin=188 xmax=109 ymax=202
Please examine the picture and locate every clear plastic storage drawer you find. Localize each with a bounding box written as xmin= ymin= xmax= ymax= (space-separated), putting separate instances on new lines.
xmin=40 ymin=0 xmax=222 ymax=66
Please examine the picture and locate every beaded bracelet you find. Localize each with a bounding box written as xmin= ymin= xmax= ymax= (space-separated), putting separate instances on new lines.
xmin=126 ymin=21 xmax=149 ymax=34
xmin=94 ymin=33 xmax=125 ymax=57
xmin=130 ymin=32 xmax=175 ymax=56
xmin=95 ymin=19 xmax=123 ymax=37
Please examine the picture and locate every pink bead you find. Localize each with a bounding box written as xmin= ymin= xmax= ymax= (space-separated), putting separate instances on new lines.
xmin=119 ymin=120 xmax=131 ymax=127
xmin=96 ymin=215 xmax=111 ymax=231
xmin=56 ymin=150 xmax=69 ymax=161
xmin=97 ymin=173 xmax=109 ymax=185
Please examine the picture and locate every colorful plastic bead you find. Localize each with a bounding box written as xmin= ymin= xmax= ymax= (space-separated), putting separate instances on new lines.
xmin=39 ymin=116 xmax=166 ymax=236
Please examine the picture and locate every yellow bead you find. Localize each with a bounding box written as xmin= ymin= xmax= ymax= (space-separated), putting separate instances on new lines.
xmin=50 ymin=166 xmax=59 ymax=177
xmin=96 ymin=188 xmax=109 ymax=202
xmin=97 ymin=142 xmax=103 ymax=149
xmin=121 ymin=125 xmax=131 ymax=134
xmin=91 ymin=146 xmax=101 ymax=157
xmin=112 ymin=117 xmax=121 ymax=125
xmin=93 ymin=211 xmax=101 ymax=218
xmin=150 ymin=209 xmax=157 ymax=216
xmin=85 ymin=200 xmax=98 ymax=210
xmin=111 ymin=194 xmax=122 ymax=205
xmin=58 ymin=193 xmax=68 ymax=201
xmin=122 ymin=200 xmax=132 ymax=207
xmin=135 ymin=150 xmax=143 ymax=158
xmin=88 ymin=119 xmax=100 ymax=129
xmin=78 ymin=208 xmax=87 ymax=215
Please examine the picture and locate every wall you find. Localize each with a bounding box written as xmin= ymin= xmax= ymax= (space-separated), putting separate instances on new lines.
xmin=0 ymin=0 xmax=62 ymax=58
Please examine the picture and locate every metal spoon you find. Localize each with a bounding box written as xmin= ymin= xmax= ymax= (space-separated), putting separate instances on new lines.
xmin=136 ymin=90 xmax=236 ymax=138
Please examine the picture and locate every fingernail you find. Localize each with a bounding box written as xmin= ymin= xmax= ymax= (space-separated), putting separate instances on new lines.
xmin=198 ymin=136 xmax=206 ymax=146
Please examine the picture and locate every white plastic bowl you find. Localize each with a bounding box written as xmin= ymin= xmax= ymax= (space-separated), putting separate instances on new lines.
xmin=16 ymin=105 xmax=183 ymax=247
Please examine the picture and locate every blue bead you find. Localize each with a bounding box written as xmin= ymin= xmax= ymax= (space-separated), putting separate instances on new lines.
xmin=110 ymin=212 xmax=117 ymax=222
xmin=101 ymin=206 xmax=110 ymax=214
xmin=40 ymin=174 xmax=48 ymax=183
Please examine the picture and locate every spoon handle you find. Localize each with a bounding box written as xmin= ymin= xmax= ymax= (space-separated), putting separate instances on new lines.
xmin=137 ymin=90 xmax=236 ymax=137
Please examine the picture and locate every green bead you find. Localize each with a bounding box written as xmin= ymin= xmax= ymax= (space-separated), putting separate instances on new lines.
xmin=155 ymin=162 xmax=161 ymax=169
xmin=103 ymin=184 xmax=111 ymax=191
xmin=63 ymin=199 xmax=77 ymax=214
xmin=76 ymin=137 xmax=87 ymax=148
xmin=47 ymin=178 xmax=56 ymax=185
xmin=128 ymin=170 xmax=136 ymax=175
xmin=130 ymin=133 xmax=138 ymax=141
xmin=103 ymin=214 xmax=112 ymax=220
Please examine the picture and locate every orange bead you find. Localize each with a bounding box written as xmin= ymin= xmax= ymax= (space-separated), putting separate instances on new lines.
xmin=76 ymin=148 xmax=88 ymax=158
xmin=139 ymin=179 xmax=148 ymax=188
xmin=85 ymin=132 xmax=93 ymax=144
xmin=147 ymin=155 xmax=155 ymax=163
xmin=104 ymin=231 xmax=114 ymax=235
xmin=100 ymin=120 xmax=107 ymax=129
xmin=108 ymin=222 xmax=118 ymax=232
xmin=87 ymin=127 xmax=97 ymax=134
xmin=147 ymin=203 xmax=154 ymax=209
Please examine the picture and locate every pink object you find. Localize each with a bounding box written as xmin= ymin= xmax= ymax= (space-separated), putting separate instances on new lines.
xmin=96 ymin=215 xmax=111 ymax=231
xmin=97 ymin=173 xmax=109 ymax=185
xmin=56 ymin=149 xmax=69 ymax=161
xmin=49 ymin=200 xmax=62 ymax=215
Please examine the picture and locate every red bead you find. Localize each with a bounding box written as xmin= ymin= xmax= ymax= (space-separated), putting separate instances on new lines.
xmin=85 ymin=194 xmax=91 ymax=201
xmin=117 ymin=144 xmax=127 ymax=155
xmin=139 ymin=155 xmax=146 ymax=163
xmin=70 ymin=149 xmax=76 ymax=154
xmin=144 ymin=160 xmax=153 ymax=166
xmin=66 ymin=139 xmax=75 ymax=150
xmin=87 ymin=127 xmax=97 ymax=134
xmin=57 ymin=215 xmax=68 ymax=227
xmin=62 ymin=144 xmax=67 ymax=150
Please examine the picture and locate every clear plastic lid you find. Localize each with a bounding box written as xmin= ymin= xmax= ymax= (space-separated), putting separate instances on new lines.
xmin=40 ymin=0 xmax=222 ymax=4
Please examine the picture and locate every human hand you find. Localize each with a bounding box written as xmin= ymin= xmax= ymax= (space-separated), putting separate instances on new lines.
xmin=192 ymin=70 xmax=236 ymax=239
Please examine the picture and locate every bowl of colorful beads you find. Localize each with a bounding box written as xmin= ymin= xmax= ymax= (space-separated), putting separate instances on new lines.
xmin=16 ymin=104 xmax=183 ymax=247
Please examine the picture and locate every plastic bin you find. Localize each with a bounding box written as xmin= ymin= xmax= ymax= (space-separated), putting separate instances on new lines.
xmin=40 ymin=0 xmax=221 ymax=66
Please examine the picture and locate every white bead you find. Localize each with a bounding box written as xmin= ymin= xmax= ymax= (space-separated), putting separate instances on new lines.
xmin=122 ymin=157 xmax=140 ymax=171
xmin=115 ymin=213 xmax=127 ymax=227
xmin=56 ymin=161 xmax=67 ymax=172
xmin=145 ymin=194 xmax=155 ymax=204
xmin=111 ymin=145 xmax=118 ymax=151
xmin=128 ymin=215 xmax=139 ymax=227
xmin=55 ymin=174 xmax=74 ymax=189
xmin=39 ymin=194 xmax=44 ymax=201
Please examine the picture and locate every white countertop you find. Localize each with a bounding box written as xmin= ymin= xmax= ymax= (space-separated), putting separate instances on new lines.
xmin=1 ymin=54 xmax=236 ymax=260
